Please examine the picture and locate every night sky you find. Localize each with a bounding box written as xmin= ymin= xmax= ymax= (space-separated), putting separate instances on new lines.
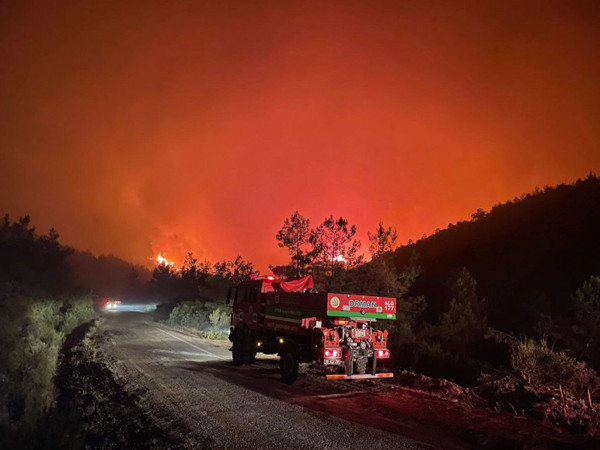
xmin=1 ymin=1 xmax=599 ymax=270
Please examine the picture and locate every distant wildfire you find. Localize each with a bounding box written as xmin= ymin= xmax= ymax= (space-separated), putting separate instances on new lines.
xmin=155 ymin=253 xmax=176 ymax=268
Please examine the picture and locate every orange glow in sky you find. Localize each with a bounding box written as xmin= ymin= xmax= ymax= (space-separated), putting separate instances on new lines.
xmin=1 ymin=1 xmax=599 ymax=271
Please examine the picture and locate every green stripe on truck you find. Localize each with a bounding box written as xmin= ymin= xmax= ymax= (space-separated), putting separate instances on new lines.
xmin=326 ymin=310 xmax=396 ymax=320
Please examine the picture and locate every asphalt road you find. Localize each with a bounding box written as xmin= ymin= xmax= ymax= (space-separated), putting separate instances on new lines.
xmin=98 ymin=311 xmax=437 ymax=450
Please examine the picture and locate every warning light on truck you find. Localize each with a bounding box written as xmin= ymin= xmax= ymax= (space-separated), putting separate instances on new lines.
xmin=376 ymin=349 xmax=390 ymax=359
xmin=324 ymin=348 xmax=341 ymax=359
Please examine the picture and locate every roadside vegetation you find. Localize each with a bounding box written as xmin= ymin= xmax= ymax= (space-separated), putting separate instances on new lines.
xmin=167 ymin=301 xmax=230 ymax=339
xmin=0 ymin=215 xmax=97 ymax=449
xmin=150 ymin=252 xmax=253 ymax=338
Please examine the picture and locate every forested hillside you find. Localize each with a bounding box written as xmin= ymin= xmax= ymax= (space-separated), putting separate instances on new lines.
xmin=390 ymin=174 xmax=600 ymax=338
xmin=67 ymin=251 xmax=152 ymax=300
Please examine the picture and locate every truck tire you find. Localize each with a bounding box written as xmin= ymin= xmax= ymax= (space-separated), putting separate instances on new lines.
xmin=245 ymin=350 xmax=256 ymax=365
xmin=232 ymin=334 xmax=245 ymax=366
xmin=279 ymin=342 xmax=299 ymax=384
xmin=355 ymin=357 xmax=368 ymax=375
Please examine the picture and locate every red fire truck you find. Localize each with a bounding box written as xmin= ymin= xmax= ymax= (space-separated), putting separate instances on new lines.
xmin=227 ymin=276 xmax=396 ymax=384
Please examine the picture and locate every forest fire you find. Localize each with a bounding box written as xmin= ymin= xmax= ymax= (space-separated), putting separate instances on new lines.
xmin=156 ymin=253 xmax=176 ymax=268
xmin=1 ymin=1 xmax=599 ymax=447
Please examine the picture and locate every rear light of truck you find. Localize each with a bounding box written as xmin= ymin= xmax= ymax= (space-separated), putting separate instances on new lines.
xmin=376 ymin=349 xmax=390 ymax=359
xmin=323 ymin=348 xmax=341 ymax=359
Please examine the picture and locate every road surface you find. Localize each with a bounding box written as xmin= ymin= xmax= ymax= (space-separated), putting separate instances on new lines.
xmin=96 ymin=312 xmax=577 ymax=449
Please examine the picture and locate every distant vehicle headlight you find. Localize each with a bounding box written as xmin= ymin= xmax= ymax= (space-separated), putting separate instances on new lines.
xmin=105 ymin=300 xmax=121 ymax=310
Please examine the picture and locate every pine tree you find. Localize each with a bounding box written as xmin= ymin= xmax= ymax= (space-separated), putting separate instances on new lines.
xmin=438 ymin=268 xmax=487 ymax=361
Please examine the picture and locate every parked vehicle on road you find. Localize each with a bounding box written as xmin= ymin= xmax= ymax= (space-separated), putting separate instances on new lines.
xmin=228 ymin=276 xmax=396 ymax=384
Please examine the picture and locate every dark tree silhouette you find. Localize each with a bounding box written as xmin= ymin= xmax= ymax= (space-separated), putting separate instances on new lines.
xmin=309 ymin=215 xmax=362 ymax=290
xmin=573 ymin=275 xmax=600 ymax=366
xmin=274 ymin=211 xmax=312 ymax=278
xmin=437 ymin=268 xmax=487 ymax=362
xmin=368 ymin=222 xmax=398 ymax=258
xmin=0 ymin=214 xmax=72 ymax=295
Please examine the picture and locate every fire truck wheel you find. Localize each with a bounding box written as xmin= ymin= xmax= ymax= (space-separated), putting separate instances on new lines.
xmin=279 ymin=342 xmax=299 ymax=384
xmin=355 ymin=357 xmax=368 ymax=375
xmin=245 ymin=351 xmax=256 ymax=365
xmin=232 ymin=336 xmax=245 ymax=366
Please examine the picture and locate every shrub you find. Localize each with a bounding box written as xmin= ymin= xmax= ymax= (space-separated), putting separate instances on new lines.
xmin=60 ymin=298 xmax=96 ymax=335
xmin=497 ymin=336 xmax=600 ymax=436
xmin=511 ymin=338 xmax=597 ymax=397
xmin=409 ymin=340 xmax=481 ymax=386
xmin=167 ymin=301 xmax=231 ymax=339
xmin=209 ymin=307 xmax=230 ymax=332
xmin=0 ymin=294 xmax=96 ymax=429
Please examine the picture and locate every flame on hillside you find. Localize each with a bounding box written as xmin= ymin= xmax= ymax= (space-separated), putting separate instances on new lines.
xmin=156 ymin=252 xmax=176 ymax=268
